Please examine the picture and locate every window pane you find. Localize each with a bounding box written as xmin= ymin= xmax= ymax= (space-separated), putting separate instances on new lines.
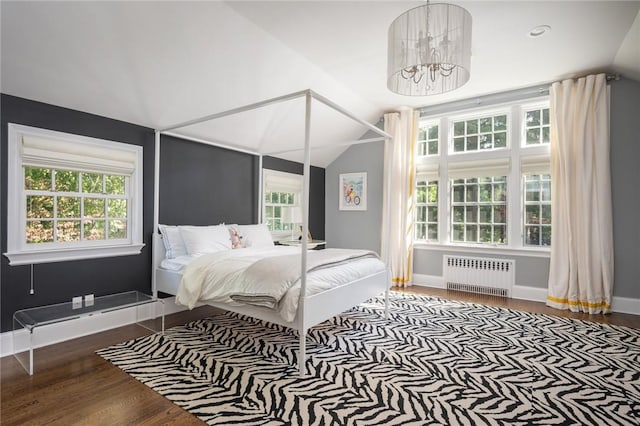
xmin=265 ymin=191 xmax=271 ymax=203
xmin=265 ymin=206 xmax=273 ymax=218
xmin=428 ymin=206 xmax=438 ymax=222
xmin=84 ymin=198 xmax=106 ymax=218
xmin=527 ymin=110 xmax=540 ymax=126
xmin=480 ymin=118 xmax=492 ymax=133
xmin=465 ymin=184 xmax=477 ymax=202
xmin=287 ymin=193 xmax=295 ymax=204
xmin=526 ymin=181 xmax=540 ymax=201
xmin=480 ymin=134 xmax=493 ymax=149
xmin=84 ymin=220 xmax=106 ymax=240
xmin=108 ymin=199 xmax=127 ymax=218
xmin=427 ymin=224 xmax=438 ymax=240
xmin=542 ymin=108 xmax=550 ymax=125
xmin=108 ymin=220 xmax=127 ymax=239
xmin=271 ymin=192 xmax=278 ymax=203
xmin=494 ymin=132 xmax=507 ymax=148
xmin=428 ymin=126 xmax=438 ymax=140
xmin=541 ymin=181 xmax=551 ymax=201
xmin=416 ymin=186 xmax=426 ymax=203
xmin=417 ymin=206 xmax=427 ymax=222
xmin=527 ymin=128 xmax=540 ymax=144
xmin=57 ymin=220 xmax=81 ymax=242
xmin=479 ymin=225 xmax=492 ymax=243
xmin=525 ymin=226 xmax=540 ymax=245
xmin=466 ymin=135 xmax=478 ymax=151
xmin=479 ymin=184 xmax=492 ymax=202
xmin=542 ymin=127 xmax=550 ymax=143
xmin=27 ymin=195 xmax=54 ymax=218
xmin=541 ymin=226 xmax=552 ymax=246
xmin=540 ymin=204 xmax=552 ymax=224
xmin=453 ymin=224 xmax=464 ymax=241
xmin=428 ymin=141 xmax=438 ymax=155
xmin=453 ymin=185 xmax=465 ymax=202
xmin=82 ymin=173 xmax=103 ymax=193
xmin=493 ymin=205 xmax=506 ymax=223
xmin=454 ymin=121 xmax=465 ymax=136
xmin=494 ymin=115 xmax=507 ymax=131
xmin=105 ymin=175 xmax=126 ymax=195
xmin=466 ymin=120 xmax=478 ymax=134
xmin=416 ymin=223 xmax=426 ymax=240
xmin=526 ymin=205 xmax=540 ymax=224
xmin=26 ymin=220 xmax=53 ymax=243
xmin=494 ymin=183 xmax=507 ymax=201
xmin=479 ymin=206 xmax=492 ymax=223
xmin=274 ymin=206 xmax=281 ymax=218
xmin=25 ymin=167 xmax=52 ymax=191
xmin=428 ymin=185 xmax=438 ymax=203
xmin=453 ymin=206 xmax=464 ymax=223
xmin=55 ymin=170 xmax=79 ymax=192
xmin=465 ymin=206 xmax=477 ymax=223
xmin=57 ymin=197 xmax=80 ymax=218
xmin=454 ymin=137 xmax=465 ymax=152
xmin=493 ymin=225 xmax=506 ymax=243
xmin=466 ymin=225 xmax=478 ymax=242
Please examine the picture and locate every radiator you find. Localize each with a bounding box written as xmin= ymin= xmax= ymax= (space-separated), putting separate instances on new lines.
xmin=443 ymin=255 xmax=515 ymax=297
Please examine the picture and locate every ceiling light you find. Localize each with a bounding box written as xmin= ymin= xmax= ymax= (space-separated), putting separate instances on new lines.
xmin=528 ymin=25 xmax=551 ymax=38
xmin=387 ymin=1 xmax=473 ymax=96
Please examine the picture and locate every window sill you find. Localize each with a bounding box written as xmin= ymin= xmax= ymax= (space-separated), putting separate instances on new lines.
xmin=4 ymin=243 xmax=146 ymax=265
xmin=413 ymin=242 xmax=550 ymax=258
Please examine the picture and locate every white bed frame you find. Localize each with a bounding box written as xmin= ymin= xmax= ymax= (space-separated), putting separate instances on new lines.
xmin=152 ymin=90 xmax=393 ymax=376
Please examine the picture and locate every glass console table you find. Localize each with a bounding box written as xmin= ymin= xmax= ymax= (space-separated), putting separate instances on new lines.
xmin=13 ymin=291 xmax=164 ymax=375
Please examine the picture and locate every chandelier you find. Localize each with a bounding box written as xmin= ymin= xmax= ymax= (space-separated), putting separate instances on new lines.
xmin=387 ymin=2 xmax=472 ymax=96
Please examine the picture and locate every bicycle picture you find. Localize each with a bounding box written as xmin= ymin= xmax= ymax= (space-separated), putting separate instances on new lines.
xmin=339 ymin=172 xmax=367 ymax=211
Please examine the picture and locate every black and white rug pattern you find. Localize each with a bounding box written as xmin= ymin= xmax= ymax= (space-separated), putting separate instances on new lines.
xmin=97 ymin=292 xmax=640 ymax=425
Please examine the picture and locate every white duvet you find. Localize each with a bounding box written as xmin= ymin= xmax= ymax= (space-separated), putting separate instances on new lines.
xmin=175 ymin=246 xmax=386 ymax=322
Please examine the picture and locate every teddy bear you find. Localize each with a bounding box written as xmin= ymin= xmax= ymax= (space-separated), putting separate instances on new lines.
xmin=230 ymin=230 xmax=244 ymax=249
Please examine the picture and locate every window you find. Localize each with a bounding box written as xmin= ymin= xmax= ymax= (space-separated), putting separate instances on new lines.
xmin=451 ymin=176 xmax=507 ymax=244
xmin=264 ymin=190 xmax=295 ymax=232
xmin=524 ymin=107 xmax=551 ymax=145
xmin=452 ymin=113 xmax=508 ymax=153
xmin=414 ymin=99 xmax=551 ymax=251
xmin=417 ymin=122 xmax=439 ymax=156
xmin=523 ymin=174 xmax=552 ymax=246
xmin=262 ymin=169 xmax=302 ymax=236
xmin=5 ymin=124 xmax=144 ymax=265
xmin=415 ymin=179 xmax=438 ymax=241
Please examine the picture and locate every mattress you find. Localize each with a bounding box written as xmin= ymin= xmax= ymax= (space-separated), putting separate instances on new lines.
xmin=159 ymin=246 xmax=386 ymax=322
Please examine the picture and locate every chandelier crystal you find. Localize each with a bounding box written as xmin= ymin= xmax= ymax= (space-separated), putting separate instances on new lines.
xmin=387 ymin=2 xmax=472 ymax=96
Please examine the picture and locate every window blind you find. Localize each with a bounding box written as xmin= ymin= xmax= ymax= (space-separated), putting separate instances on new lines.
xmin=21 ymin=135 xmax=137 ymax=175
xmin=263 ymin=170 xmax=303 ymax=194
xmin=520 ymin=154 xmax=551 ymax=175
xmin=448 ymin=158 xmax=510 ymax=179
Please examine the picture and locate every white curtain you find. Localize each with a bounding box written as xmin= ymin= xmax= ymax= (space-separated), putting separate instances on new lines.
xmin=547 ymin=73 xmax=614 ymax=314
xmin=381 ymin=110 xmax=418 ymax=288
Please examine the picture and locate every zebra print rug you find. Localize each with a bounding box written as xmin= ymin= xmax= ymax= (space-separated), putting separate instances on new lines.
xmin=97 ymin=292 xmax=640 ymax=425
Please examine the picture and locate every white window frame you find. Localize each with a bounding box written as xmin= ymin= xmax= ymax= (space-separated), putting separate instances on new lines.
xmin=4 ymin=124 xmax=144 ymax=265
xmin=414 ymin=97 xmax=551 ymax=256
xmin=262 ymin=169 xmax=303 ymax=240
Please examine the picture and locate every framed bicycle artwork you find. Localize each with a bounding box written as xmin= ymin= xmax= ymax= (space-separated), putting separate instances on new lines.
xmin=339 ymin=172 xmax=367 ymax=211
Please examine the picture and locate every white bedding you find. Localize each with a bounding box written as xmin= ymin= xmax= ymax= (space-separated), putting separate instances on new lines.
xmin=173 ymin=246 xmax=385 ymax=322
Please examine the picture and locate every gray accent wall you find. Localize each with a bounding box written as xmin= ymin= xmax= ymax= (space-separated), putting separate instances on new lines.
xmin=325 ymin=140 xmax=384 ymax=253
xmin=609 ymin=77 xmax=640 ymax=299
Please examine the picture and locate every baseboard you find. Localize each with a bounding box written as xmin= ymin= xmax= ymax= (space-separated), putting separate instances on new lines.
xmin=1 ymin=297 xmax=187 ymax=358
xmin=412 ymin=274 xmax=445 ymax=288
xmin=410 ymin=275 xmax=640 ymax=316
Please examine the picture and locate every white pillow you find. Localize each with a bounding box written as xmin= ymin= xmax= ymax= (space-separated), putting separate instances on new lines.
xmin=237 ymin=224 xmax=274 ymax=248
xmin=179 ymin=225 xmax=232 ymax=255
xmin=158 ymin=225 xmax=187 ymax=259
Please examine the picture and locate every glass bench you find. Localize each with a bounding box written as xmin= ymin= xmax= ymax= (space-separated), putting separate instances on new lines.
xmin=13 ymin=291 xmax=164 ymax=375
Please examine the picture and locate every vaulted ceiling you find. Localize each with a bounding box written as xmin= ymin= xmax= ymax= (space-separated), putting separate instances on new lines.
xmin=2 ymin=1 xmax=639 ymax=166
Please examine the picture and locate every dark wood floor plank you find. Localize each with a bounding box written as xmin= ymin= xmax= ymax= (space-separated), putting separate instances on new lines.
xmin=1 ymin=290 xmax=638 ymax=424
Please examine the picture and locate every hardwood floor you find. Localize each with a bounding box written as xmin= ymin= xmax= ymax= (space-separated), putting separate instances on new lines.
xmin=1 ymin=288 xmax=638 ymax=425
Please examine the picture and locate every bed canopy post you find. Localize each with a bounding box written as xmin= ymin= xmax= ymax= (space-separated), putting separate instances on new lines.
xmin=297 ymin=90 xmax=312 ymax=377
xmin=152 ymin=130 xmax=161 ymax=298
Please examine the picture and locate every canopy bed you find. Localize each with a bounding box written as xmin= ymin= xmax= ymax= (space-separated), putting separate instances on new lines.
xmin=152 ymin=90 xmax=393 ymax=376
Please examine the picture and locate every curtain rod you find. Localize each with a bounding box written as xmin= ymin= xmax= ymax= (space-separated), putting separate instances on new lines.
xmin=420 ymin=73 xmax=621 ymax=117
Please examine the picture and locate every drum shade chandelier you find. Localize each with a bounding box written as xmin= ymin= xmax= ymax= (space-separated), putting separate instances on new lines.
xmin=387 ymin=1 xmax=472 ymax=96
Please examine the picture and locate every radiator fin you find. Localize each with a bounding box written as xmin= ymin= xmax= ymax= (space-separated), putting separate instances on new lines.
xmin=443 ymin=255 xmax=515 ymax=298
